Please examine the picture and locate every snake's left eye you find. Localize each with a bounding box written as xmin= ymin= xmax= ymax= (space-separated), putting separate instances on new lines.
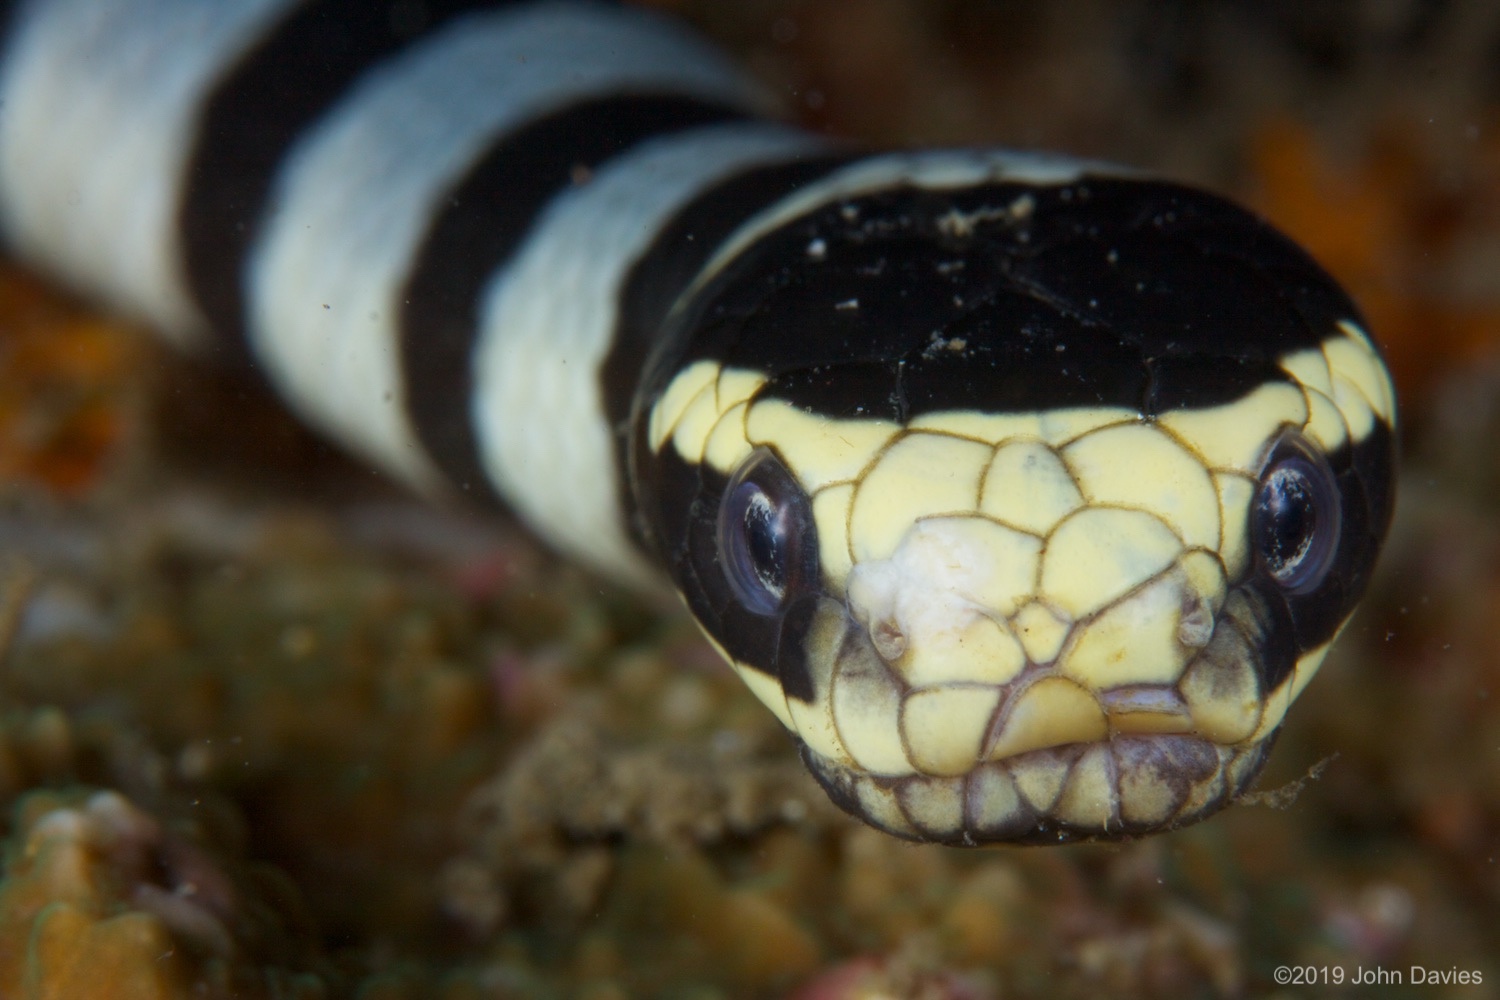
xmin=1252 ymin=431 xmax=1341 ymax=594
xmin=717 ymin=448 xmax=817 ymax=616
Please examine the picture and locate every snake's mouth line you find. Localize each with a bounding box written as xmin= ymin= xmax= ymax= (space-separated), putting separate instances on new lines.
xmin=800 ymin=729 xmax=1276 ymax=846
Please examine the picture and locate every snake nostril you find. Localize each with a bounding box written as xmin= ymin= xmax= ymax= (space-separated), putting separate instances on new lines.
xmin=1177 ymin=596 xmax=1215 ymax=648
xmin=870 ymin=619 xmax=906 ymax=661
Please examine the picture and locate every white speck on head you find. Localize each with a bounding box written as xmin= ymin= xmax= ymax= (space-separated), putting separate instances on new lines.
xmin=847 ymin=516 xmax=1043 ymax=669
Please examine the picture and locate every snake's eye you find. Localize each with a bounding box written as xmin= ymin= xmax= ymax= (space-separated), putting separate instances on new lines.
xmin=717 ymin=448 xmax=816 ymax=616
xmin=1252 ymin=431 xmax=1341 ymax=594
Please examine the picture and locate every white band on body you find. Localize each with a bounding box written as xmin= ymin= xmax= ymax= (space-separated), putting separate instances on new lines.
xmin=475 ymin=121 xmax=828 ymax=584
xmin=0 ymin=0 xmax=295 ymax=344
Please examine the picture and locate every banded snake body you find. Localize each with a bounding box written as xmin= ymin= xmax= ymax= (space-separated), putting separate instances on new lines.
xmin=0 ymin=0 xmax=1397 ymax=844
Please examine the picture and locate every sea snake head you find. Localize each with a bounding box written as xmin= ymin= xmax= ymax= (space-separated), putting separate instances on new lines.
xmin=632 ymin=173 xmax=1397 ymax=845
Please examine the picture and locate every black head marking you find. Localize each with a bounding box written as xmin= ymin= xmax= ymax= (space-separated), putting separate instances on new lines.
xmin=642 ymin=176 xmax=1357 ymax=425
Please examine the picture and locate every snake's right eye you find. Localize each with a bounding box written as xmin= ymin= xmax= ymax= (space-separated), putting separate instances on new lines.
xmin=717 ymin=448 xmax=816 ymax=616
xmin=1252 ymin=431 xmax=1342 ymax=594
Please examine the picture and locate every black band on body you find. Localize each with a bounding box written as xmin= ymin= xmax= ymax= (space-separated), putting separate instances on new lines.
xmin=0 ymin=0 xmax=22 ymax=63
xmin=398 ymin=94 xmax=750 ymax=496
xmin=177 ymin=0 xmax=512 ymax=359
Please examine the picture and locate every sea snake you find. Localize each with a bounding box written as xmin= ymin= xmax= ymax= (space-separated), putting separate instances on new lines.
xmin=0 ymin=0 xmax=1397 ymax=845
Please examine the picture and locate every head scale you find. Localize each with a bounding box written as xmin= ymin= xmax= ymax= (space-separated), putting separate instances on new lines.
xmin=633 ymin=174 xmax=1396 ymax=845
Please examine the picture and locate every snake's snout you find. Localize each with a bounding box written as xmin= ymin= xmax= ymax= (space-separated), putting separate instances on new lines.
xmin=840 ymin=511 xmax=1243 ymax=750
xmin=785 ymin=512 xmax=1290 ymax=844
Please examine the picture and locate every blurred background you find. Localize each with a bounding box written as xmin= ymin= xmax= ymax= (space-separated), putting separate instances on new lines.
xmin=0 ymin=1 xmax=1496 ymax=997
